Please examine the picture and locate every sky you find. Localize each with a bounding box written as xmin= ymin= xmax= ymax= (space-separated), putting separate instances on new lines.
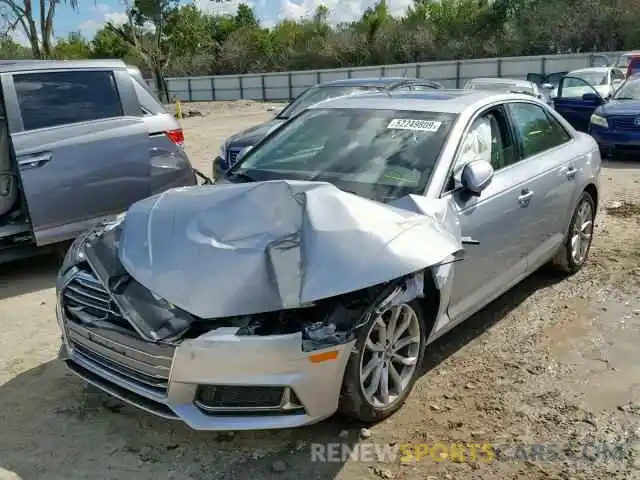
xmin=34 ymin=0 xmax=413 ymax=43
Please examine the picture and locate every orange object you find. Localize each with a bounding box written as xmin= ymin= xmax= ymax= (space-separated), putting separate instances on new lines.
xmin=308 ymin=350 xmax=339 ymax=363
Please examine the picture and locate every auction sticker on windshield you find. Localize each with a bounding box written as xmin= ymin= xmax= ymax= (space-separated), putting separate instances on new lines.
xmin=387 ymin=119 xmax=442 ymax=132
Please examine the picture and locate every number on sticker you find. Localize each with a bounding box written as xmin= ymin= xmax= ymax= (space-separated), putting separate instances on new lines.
xmin=387 ymin=118 xmax=442 ymax=132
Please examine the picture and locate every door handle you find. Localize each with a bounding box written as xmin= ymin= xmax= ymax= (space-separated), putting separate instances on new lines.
xmin=566 ymin=166 xmax=577 ymax=179
xmin=518 ymin=189 xmax=534 ymax=206
xmin=18 ymin=152 xmax=52 ymax=170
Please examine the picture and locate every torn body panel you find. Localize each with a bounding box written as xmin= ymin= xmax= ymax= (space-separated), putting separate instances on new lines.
xmin=108 ymin=180 xmax=461 ymax=340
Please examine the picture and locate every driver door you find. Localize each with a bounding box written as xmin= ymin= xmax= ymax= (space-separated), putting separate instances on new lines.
xmin=552 ymin=76 xmax=604 ymax=131
xmin=445 ymin=107 xmax=529 ymax=324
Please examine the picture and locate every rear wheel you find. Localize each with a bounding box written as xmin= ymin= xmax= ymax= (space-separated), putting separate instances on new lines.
xmin=338 ymin=299 xmax=427 ymax=423
xmin=552 ymin=191 xmax=595 ymax=274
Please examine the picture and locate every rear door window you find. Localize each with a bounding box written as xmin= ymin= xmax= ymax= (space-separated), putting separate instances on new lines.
xmin=506 ymin=102 xmax=571 ymax=158
xmin=13 ymin=70 xmax=123 ymax=131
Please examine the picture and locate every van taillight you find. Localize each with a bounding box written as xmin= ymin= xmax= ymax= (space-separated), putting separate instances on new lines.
xmin=165 ymin=129 xmax=184 ymax=146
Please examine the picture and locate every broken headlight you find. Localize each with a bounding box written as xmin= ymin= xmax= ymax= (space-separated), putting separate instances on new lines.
xmin=59 ymin=231 xmax=89 ymax=274
xmin=59 ymin=213 xmax=126 ymax=275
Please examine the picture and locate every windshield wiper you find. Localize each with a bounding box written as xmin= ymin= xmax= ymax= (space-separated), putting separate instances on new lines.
xmin=226 ymin=170 xmax=257 ymax=182
xmin=614 ymin=96 xmax=636 ymax=100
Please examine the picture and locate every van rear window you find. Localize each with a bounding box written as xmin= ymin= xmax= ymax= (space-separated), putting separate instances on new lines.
xmin=14 ymin=70 xmax=123 ymax=130
xmin=131 ymin=78 xmax=166 ymax=115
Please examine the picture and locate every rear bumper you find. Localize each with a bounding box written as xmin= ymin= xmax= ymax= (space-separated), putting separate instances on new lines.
xmin=56 ymin=268 xmax=353 ymax=431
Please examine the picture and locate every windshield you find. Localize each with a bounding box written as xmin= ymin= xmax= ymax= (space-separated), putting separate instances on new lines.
xmin=571 ymin=71 xmax=608 ymax=86
xmin=231 ymin=108 xmax=457 ymax=203
xmin=613 ymin=79 xmax=640 ymax=100
xmin=276 ymin=85 xmax=380 ymax=119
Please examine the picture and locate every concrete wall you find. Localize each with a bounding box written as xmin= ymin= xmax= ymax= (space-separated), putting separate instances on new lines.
xmin=154 ymin=51 xmax=622 ymax=102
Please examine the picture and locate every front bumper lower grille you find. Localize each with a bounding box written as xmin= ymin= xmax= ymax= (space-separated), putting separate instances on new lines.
xmin=194 ymin=385 xmax=304 ymax=414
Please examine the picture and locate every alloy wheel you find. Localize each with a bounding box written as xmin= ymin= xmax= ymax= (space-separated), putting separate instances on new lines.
xmin=359 ymin=303 xmax=422 ymax=408
xmin=570 ymin=199 xmax=594 ymax=265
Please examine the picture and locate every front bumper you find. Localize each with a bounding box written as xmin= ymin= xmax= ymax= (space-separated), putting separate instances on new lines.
xmin=589 ymin=126 xmax=640 ymax=154
xmin=56 ymin=267 xmax=354 ymax=431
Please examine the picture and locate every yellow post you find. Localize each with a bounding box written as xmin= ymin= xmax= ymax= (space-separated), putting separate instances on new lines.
xmin=175 ymin=99 xmax=182 ymax=120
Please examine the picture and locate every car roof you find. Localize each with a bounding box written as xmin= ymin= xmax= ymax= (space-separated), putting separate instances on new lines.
xmin=318 ymin=77 xmax=424 ymax=89
xmin=308 ymin=89 xmax=537 ymax=114
xmin=570 ymin=67 xmax=610 ymax=74
xmin=467 ymin=77 xmax=534 ymax=86
xmin=0 ymin=59 xmax=126 ymax=73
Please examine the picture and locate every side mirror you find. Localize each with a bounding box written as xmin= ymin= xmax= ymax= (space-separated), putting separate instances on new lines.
xmin=582 ymin=92 xmax=602 ymax=103
xmin=461 ymin=159 xmax=494 ymax=196
xmin=542 ymin=83 xmax=554 ymax=89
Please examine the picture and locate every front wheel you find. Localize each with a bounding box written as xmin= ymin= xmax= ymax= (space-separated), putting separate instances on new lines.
xmin=338 ymin=299 xmax=427 ymax=423
xmin=552 ymin=191 xmax=596 ymax=274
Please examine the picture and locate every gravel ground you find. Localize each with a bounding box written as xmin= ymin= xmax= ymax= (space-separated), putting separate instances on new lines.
xmin=1 ymin=101 xmax=639 ymax=480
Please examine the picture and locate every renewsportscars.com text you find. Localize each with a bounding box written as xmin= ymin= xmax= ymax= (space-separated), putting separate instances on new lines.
xmin=310 ymin=441 xmax=627 ymax=464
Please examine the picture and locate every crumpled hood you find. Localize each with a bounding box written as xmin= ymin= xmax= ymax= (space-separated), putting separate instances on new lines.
xmin=226 ymin=118 xmax=284 ymax=148
xmin=117 ymin=180 xmax=462 ymax=319
xmin=598 ymin=100 xmax=640 ymax=116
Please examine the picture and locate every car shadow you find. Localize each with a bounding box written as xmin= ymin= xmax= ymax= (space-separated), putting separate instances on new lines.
xmin=0 ymin=253 xmax=59 ymax=301
xmin=0 ymin=269 xmax=565 ymax=480
xmin=417 ymin=268 xmax=565 ymax=377
xmin=603 ymin=156 xmax=640 ymax=169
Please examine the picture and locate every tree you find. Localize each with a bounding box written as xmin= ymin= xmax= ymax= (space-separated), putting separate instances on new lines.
xmin=106 ymin=0 xmax=178 ymax=103
xmin=91 ymin=27 xmax=133 ymax=59
xmin=0 ymin=0 xmax=78 ymax=58
xmin=53 ymin=31 xmax=90 ymax=58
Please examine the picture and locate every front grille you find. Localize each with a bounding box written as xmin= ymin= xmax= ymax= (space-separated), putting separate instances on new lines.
xmin=226 ymin=148 xmax=240 ymax=168
xmin=610 ymin=116 xmax=640 ymax=131
xmin=63 ymin=270 xmax=132 ymax=330
xmin=62 ymin=267 xmax=175 ymax=394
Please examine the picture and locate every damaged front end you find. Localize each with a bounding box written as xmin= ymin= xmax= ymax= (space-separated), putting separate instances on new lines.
xmin=56 ymin=180 xmax=462 ymax=430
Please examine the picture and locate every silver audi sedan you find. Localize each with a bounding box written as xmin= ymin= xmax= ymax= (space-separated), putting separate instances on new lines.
xmin=56 ymin=89 xmax=601 ymax=431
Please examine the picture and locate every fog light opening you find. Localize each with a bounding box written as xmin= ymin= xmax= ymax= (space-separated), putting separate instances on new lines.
xmin=194 ymin=385 xmax=306 ymax=415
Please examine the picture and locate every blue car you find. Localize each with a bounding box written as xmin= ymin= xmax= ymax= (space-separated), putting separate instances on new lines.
xmin=553 ymin=74 xmax=640 ymax=156
xmin=587 ymin=76 xmax=640 ymax=156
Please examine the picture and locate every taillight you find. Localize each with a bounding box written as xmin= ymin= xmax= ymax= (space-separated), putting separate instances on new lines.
xmin=165 ymin=129 xmax=184 ymax=146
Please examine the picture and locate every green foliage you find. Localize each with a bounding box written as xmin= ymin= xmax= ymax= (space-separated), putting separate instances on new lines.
xmin=53 ymin=32 xmax=91 ymax=59
xmin=0 ymin=0 xmax=639 ymax=76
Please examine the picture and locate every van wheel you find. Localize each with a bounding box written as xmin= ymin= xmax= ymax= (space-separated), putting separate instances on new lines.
xmin=338 ymin=299 xmax=427 ymax=423
xmin=552 ymin=191 xmax=595 ymax=274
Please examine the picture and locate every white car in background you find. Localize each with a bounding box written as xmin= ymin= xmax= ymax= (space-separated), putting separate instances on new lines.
xmin=555 ymin=67 xmax=626 ymax=99
xmin=464 ymin=77 xmax=549 ymax=103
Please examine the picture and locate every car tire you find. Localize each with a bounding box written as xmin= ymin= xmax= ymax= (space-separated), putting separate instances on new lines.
xmin=552 ymin=191 xmax=596 ymax=274
xmin=338 ymin=299 xmax=427 ymax=423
